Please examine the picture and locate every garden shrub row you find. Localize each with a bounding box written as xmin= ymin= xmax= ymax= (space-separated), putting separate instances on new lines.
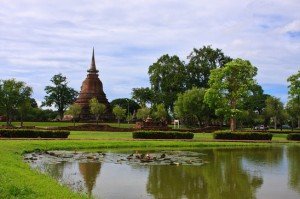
xmin=0 ymin=129 xmax=70 ymax=138
xmin=287 ymin=133 xmax=300 ymax=141
xmin=214 ymin=131 xmax=273 ymax=140
xmin=133 ymin=131 xmax=194 ymax=139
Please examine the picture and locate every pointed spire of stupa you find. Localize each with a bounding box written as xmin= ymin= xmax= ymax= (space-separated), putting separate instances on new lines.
xmin=88 ymin=47 xmax=99 ymax=73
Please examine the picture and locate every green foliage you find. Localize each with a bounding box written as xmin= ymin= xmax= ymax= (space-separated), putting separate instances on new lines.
xmin=186 ymin=45 xmax=232 ymax=88
xmin=110 ymin=98 xmax=140 ymax=115
xmin=287 ymin=70 xmax=300 ymax=128
xmin=0 ymin=79 xmax=33 ymax=125
xmin=148 ymin=54 xmax=186 ymax=111
xmin=133 ymin=131 xmax=194 ymax=139
xmin=0 ymin=129 xmax=70 ymax=138
xmin=66 ymin=104 xmax=82 ymax=126
xmin=175 ymin=87 xmax=211 ymax=127
xmin=204 ymin=58 xmax=257 ymax=131
xmin=89 ymin=98 xmax=106 ymax=124
xmin=154 ymin=103 xmax=167 ymax=121
xmin=113 ymin=105 xmax=126 ymax=125
xmin=287 ymin=133 xmax=300 ymax=141
xmin=265 ymin=96 xmax=284 ymax=129
xmin=136 ymin=107 xmax=151 ymax=120
xmin=43 ymin=74 xmax=78 ymax=120
xmin=213 ymin=131 xmax=273 ymax=140
xmin=131 ymin=87 xmax=155 ymax=106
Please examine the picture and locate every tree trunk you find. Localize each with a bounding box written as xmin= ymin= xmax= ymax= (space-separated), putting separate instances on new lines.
xmin=118 ymin=119 xmax=120 ymax=127
xmin=73 ymin=119 xmax=75 ymax=127
xmin=274 ymin=116 xmax=277 ymax=130
xmin=20 ymin=112 xmax=24 ymax=127
xmin=298 ymin=117 xmax=300 ymax=129
xmin=230 ymin=117 xmax=237 ymax=132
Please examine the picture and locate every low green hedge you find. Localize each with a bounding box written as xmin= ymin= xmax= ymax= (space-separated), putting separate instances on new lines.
xmin=0 ymin=129 xmax=70 ymax=138
xmin=287 ymin=133 xmax=300 ymax=141
xmin=133 ymin=131 xmax=194 ymax=139
xmin=214 ymin=131 xmax=272 ymax=140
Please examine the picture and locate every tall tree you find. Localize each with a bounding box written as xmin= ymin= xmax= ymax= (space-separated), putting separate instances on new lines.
xmin=287 ymin=70 xmax=300 ymax=128
xmin=110 ymin=98 xmax=140 ymax=115
xmin=174 ymin=87 xmax=211 ymax=127
xmin=112 ymin=105 xmax=126 ymax=127
xmin=148 ymin=54 xmax=186 ymax=111
xmin=66 ymin=103 xmax=82 ymax=126
xmin=89 ymin=98 xmax=106 ymax=125
xmin=204 ymin=58 xmax=257 ymax=131
xmin=286 ymin=98 xmax=300 ymax=129
xmin=186 ymin=45 xmax=232 ymax=89
xmin=0 ymin=79 xmax=32 ymax=126
xmin=265 ymin=96 xmax=284 ymax=129
xmin=131 ymin=87 xmax=154 ymax=106
xmin=43 ymin=74 xmax=78 ymax=120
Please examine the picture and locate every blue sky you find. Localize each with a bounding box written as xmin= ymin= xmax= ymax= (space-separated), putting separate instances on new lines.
xmin=0 ymin=0 xmax=299 ymax=106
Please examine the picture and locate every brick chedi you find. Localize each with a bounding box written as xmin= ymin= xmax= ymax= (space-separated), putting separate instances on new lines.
xmin=75 ymin=48 xmax=113 ymax=120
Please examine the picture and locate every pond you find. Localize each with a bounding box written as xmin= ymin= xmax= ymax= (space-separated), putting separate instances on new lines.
xmin=25 ymin=146 xmax=300 ymax=199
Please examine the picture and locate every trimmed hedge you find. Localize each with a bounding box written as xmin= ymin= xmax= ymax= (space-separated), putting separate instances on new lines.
xmin=133 ymin=131 xmax=194 ymax=139
xmin=287 ymin=133 xmax=300 ymax=141
xmin=214 ymin=131 xmax=273 ymax=140
xmin=0 ymin=129 xmax=70 ymax=138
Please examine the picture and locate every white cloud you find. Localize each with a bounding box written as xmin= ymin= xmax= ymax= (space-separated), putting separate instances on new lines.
xmin=0 ymin=0 xmax=299 ymax=104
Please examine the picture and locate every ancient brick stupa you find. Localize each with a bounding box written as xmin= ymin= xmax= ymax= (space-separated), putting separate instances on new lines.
xmin=75 ymin=48 xmax=113 ymax=120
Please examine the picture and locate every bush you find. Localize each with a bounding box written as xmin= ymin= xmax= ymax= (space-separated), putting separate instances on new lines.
xmin=133 ymin=131 xmax=194 ymax=139
xmin=213 ymin=131 xmax=272 ymax=140
xmin=0 ymin=129 xmax=70 ymax=138
xmin=287 ymin=133 xmax=300 ymax=141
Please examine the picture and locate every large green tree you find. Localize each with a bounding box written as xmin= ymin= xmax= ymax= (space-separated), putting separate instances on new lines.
xmin=43 ymin=74 xmax=78 ymax=120
xmin=286 ymin=98 xmax=300 ymax=129
xmin=204 ymin=58 xmax=257 ymax=131
xmin=186 ymin=45 xmax=232 ymax=89
xmin=148 ymin=54 xmax=186 ymax=111
xmin=131 ymin=87 xmax=154 ymax=107
xmin=110 ymin=98 xmax=140 ymax=115
xmin=287 ymin=70 xmax=300 ymax=128
xmin=265 ymin=96 xmax=284 ymax=129
xmin=0 ymin=79 xmax=32 ymax=125
xmin=175 ymin=87 xmax=211 ymax=127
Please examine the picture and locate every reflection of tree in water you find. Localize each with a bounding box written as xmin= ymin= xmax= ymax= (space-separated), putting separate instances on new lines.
xmin=45 ymin=161 xmax=67 ymax=180
xmin=241 ymin=147 xmax=283 ymax=166
xmin=147 ymin=149 xmax=264 ymax=199
xmin=79 ymin=162 xmax=101 ymax=196
xmin=287 ymin=146 xmax=300 ymax=193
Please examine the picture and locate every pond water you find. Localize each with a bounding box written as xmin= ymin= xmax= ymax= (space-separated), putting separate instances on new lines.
xmin=25 ymin=146 xmax=300 ymax=199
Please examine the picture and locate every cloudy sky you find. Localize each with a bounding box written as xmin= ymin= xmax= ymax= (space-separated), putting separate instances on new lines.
xmin=0 ymin=0 xmax=299 ymax=105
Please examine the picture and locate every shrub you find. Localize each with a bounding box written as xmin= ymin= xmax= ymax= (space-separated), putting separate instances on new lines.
xmin=133 ymin=131 xmax=194 ymax=139
xmin=0 ymin=129 xmax=70 ymax=138
xmin=213 ymin=131 xmax=272 ymax=140
xmin=287 ymin=133 xmax=300 ymax=141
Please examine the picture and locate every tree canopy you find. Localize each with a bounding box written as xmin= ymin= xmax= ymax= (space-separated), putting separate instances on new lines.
xmin=89 ymin=98 xmax=106 ymax=125
xmin=175 ymin=87 xmax=211 ymax=127
xmin=186 ymin=45 xmax=232 ymax=89
xmin=148 ymin=54 xmax=186 ymax=111
xmin=66 ymin=103 xmax=82 ymax=126
xmin=43 ymin=73 xmax=78 ymax=120
xmin=0 ymin=79 xmax=32 ymax=125
xmin=265 ymin=96 xmax=284 ymax=129
xmin=110 ymin=98 xmax=140 ymax=115
xmin=204 ymin=58 xmax=257 ymax=131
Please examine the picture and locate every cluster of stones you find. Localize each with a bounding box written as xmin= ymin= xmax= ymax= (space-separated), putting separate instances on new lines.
xmin=24 ymin=151 xmax=207 ymax=166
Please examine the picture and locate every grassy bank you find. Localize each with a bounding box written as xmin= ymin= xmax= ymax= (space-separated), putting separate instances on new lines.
xmin=0 ymin=130 xmax=298 ymax=198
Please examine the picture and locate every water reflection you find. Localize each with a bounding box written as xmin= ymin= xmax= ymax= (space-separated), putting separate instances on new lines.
xmin=288 ymin=146 xmax=300 ymax=193
xmin=27 ymin=147 xmax=300 ymax=199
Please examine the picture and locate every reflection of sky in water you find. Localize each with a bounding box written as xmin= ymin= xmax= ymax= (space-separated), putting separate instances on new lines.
xmin=27 ymin=147 xmax=300 ymax=199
